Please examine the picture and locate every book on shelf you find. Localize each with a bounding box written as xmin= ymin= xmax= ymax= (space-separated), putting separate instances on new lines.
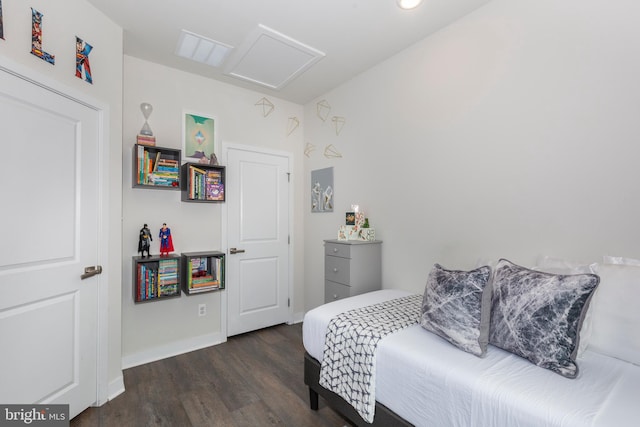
xmin=206 ymin=170 xmax=224 ymax=201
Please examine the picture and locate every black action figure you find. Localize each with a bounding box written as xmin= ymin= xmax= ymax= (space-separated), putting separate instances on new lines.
xmin=138 ymin=224 xmax=152 ymax=257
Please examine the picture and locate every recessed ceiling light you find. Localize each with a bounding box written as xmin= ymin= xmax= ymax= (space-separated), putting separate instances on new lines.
xmin=397 ymin=0 xmax=424 ymax=10
xmin=175 ymin=30 xmax=233 ymax=67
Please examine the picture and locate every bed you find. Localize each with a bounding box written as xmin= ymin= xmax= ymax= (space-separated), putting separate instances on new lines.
xmin=303 ymin=287 xmax=640 ymax=427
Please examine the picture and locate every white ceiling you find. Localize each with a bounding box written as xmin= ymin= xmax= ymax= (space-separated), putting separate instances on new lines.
xmin=86 ymin=0 xmax=490 ymax=104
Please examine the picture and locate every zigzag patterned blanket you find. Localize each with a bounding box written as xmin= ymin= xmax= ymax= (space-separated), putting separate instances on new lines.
xmin=319 ymin=294 xmax=422 ymax=423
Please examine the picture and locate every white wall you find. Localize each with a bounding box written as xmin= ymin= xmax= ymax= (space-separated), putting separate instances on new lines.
xmin=0 ymin=0 xmax=124 ymax=399
xmin=303 ymin=0 xmax=640 ymax=310
xmin=121 ymin=56 xmax=305 ymax=365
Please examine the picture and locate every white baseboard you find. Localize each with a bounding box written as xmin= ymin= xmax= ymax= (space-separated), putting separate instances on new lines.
xmin=289 ymin=311 xmax=304 ymax=324
xmin=121 ymin=332 xmax=227 ymax=369
xmin=108 ymin=375 xmax=125 ymax=401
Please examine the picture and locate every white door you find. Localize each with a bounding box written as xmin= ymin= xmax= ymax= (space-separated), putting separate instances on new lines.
xmin=225 ymin=145 xmax=290 ymax=336
xmin=0 ymin=67 xmax=100 ymax=418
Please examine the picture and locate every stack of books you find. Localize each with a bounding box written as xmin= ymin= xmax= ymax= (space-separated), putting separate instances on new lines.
xmin=136 ymin=134 xmax=156 ymax=146
xmin=149 ymin=157 xmax=179 ymax=187
xmin=158 ymin=259 xmax=179 ymax=297
xmin=188 ymin=257 xmax=222 ymax=293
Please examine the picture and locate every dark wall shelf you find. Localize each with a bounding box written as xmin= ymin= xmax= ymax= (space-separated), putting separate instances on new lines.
xmin=181 ymin=251 xmax=225 ymax=295
xmin=181 ymin=163 xmax=225 ymax=202
xmin=133 ymin=144 xmax=181 ymax=190
xmin=133 ymin=255 xmax=181 ymax=303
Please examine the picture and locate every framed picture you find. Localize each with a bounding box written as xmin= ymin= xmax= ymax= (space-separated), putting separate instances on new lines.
xmin=346 ymin=212 xmax=355 ymax=225
xmin=182 ymin=111 xmax=217 ymax=163
xmin=311 ymin=167 xmax=334 ymax=212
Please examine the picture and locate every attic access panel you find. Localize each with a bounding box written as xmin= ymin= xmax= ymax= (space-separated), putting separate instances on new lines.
xmin=224 ymin=24 xmax=325 ymax=90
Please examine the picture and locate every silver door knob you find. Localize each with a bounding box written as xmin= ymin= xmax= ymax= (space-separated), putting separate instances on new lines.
xmin=229 ymin=248 xmax=246 ymax=254
xmin=81 ymin=265 xmax=102 ymax=280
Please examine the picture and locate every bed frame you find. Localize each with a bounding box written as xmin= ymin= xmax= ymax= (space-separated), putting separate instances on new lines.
xmin=304 ymin=352 xmax=412 ymax=427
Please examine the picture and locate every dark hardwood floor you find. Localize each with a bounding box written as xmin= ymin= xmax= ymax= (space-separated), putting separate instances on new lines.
xmin=72 ymin=323 xmax=351 ymax=427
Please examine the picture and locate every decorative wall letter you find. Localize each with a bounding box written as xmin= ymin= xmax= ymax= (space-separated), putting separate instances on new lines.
xmin=31 ymin=8 xmax=55 ymax=64
xmin=75 ymin=36 xmax=93 ymax=84
xmin=0 ymin=0 xmax=5 ymax=40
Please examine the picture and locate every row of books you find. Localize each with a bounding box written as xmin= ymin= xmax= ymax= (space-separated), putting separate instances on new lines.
xmin=188 ymin=256 xmax=224 ymax=293
xmin=187 ymin=165 xmax=224 ymax=201
xmin=136 ymin=259 xmax=180 ymax=301
xmin=136 ymin=145 xmax=180 ymax=187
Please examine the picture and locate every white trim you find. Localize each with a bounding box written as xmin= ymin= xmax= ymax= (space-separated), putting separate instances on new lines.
xmin=289 ymin=312 xmax=305 ymax=325
xmin=0 ymin=57 xmax=113 ymax=408
xmin=108 ymin=376 xmax=125 ymax=401
xmin=122 ymin=332 xmax=227 ymax=369
xmin=221 ymin=142 xmax=295 ymax=328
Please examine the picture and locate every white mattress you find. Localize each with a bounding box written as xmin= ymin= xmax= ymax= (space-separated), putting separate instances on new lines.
xmin=303 ymin=290 xmax=640 ymax=427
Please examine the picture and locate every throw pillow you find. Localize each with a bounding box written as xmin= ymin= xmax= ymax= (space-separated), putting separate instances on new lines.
xmin=421 ymin=264 xmax=492 ymax=357
xmin=533 ymin=255 xmax=597 ymax=357
xmin=489 ymin=259 xmax=599 ymax=378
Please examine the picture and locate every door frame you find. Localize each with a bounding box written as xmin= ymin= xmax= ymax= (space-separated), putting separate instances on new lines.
xmin=221 ymin=142 xmax=294 ymax=336
xmin=0 ymin=58 xmax=111 ymax=407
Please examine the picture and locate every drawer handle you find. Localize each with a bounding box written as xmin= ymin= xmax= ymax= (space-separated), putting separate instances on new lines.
xmin=333 ymin=248 xmax=338 ymax=253
xmin=333 ymin=268 xmax=338 ymax=273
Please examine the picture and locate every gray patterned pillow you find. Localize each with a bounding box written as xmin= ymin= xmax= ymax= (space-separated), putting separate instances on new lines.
xmin=421 ymin=264 xmax=492 ymax=357
xmin=489 ymin=259 xmax=600 ymax=378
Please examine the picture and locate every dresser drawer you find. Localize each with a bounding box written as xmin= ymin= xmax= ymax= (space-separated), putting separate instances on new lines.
xmin=324 ymin=242 xmax=351 ymax=259
xmin=325 ymin=255 xmax=350 ymax=285
xmin=325 ymin=280 xmax=350 ymax=303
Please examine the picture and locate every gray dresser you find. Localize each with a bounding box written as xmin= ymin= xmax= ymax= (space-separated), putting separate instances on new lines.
xmin=324 ymin=239 xmax=382 ymax=303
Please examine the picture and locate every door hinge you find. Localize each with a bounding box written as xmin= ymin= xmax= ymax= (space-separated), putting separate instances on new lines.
xmin=288 ymin=298 xmax=290 ymax=307
xmin=288 ymin=235 xmax=290 ymax=244
xmin=287 ymin=172 xmax=290 ymax=182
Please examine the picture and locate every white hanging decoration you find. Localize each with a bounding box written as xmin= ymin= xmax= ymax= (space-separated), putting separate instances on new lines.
xmin=255 ymin=97 xmax=275 ymax=117
xmin=304 ymin=142 xmax=316 ymax=157
xmin=287 ymin=117 xmax=300 ymax=136
xmin=332 ymin=116 xmax=346 ymax=136
xmin=324 ymin=144 xmax=342 ymax=159
xmin=316 ymin=99 xmax=331 ymax=122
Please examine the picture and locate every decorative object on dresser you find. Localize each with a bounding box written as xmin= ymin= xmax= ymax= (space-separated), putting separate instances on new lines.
xmin=324 ymin=239 xmax=382 ymax=303
xmin=338 ymin=205 xmax=375 ymax=241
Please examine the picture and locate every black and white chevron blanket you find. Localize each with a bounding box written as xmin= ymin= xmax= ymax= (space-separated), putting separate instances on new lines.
xmin=319 ymin=294 xmax=422 ymax=423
